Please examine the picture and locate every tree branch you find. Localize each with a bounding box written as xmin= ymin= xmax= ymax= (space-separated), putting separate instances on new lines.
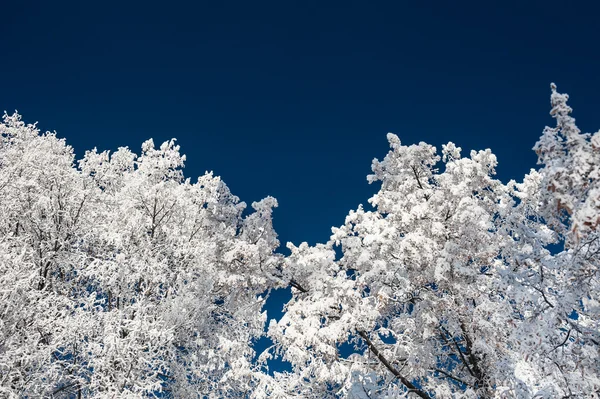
xmin=357 ymin=329 xmax=431 ymax=399
xmin=289 ymin=279 xmax=308 ymax=293
xmin=433 ymin=368 xmax=474 ymax=388
xmin=551 ymin=329 xmax=572 ymax=352
xmin=440 ymin=326 xmax=476 ymax=379
xmin=411 ymin=165 xmax=430 ymax=201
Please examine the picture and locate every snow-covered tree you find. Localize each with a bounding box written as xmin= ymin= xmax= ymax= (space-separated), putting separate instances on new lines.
xmin=0 ymin=113 xmax=283 ymax=397
xmin=506 ymin=83 xmax=600 ymax=396
xmin=266 ymin=85 xmax=599 ymax=398
xmin=0 ymin=84 xmax=598 ymax=398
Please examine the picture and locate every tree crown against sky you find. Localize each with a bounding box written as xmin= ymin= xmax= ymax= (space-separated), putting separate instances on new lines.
xmin=0 ymin=85 xmax=598 ymax=398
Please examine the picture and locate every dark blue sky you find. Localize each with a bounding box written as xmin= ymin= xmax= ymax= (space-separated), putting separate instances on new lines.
xmin=2 ymin=0 xmax=599 ymax=250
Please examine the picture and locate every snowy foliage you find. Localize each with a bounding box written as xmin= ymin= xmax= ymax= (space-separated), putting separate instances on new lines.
xmin=0 ymin=115 xmax=282 ymax=397
xmin=0 ymin=84 xmax=598 ymax=398
xmin=267 ymin=85 xmax=599 ymax=398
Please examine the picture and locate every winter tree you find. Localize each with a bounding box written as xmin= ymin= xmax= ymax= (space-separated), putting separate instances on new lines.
xmin=0 ymin=84 xmax=598 ymax=398
xmin=266 ymin=85 xmax=599 ymax=398
xmin=0 ymin=113 xmax=283 ymax=398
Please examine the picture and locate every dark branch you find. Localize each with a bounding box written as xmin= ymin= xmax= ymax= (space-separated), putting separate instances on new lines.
xmin=357 ymin=329 xmax=431 ymax=399
xmin=411 ymin=165 xmax=430 ymax=201
xmin=531 ymin=285 xmax=555 ymax=309
xmin=433 ymin=368 xmax=474 ymax=388
xmin=460 ymin=322 xmax=486 ymax=388
xmin=52 ymin=382 xmax=79 ymax=396
xmin=551 ymin=329 xmax=572 ymax=352
xmin=289 ymin=279 xmax=308 ymax=293
xmin=440 ymin=326 xmax=476 ymax=379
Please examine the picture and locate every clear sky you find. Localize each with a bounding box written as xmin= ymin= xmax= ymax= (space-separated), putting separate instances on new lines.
xmin=2 ymin=0 xmax=599 ymax=252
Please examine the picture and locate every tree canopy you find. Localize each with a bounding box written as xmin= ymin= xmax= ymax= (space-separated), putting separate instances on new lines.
xmin=0 ymin=85 xmax=598 ymax=398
